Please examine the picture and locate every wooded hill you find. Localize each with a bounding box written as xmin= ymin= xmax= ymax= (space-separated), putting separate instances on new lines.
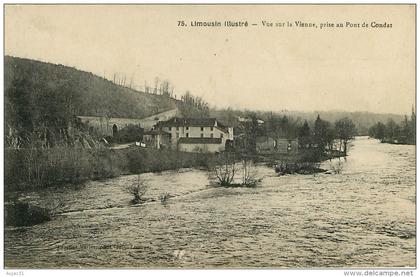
xmin=5 ymin=56 xmax=208 ymax=147
xmin=5 ymin=56 xmax=179 ymax=119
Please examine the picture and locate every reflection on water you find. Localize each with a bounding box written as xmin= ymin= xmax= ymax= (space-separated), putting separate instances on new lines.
xmin=5 ymin=137 xmax=415 ymax=268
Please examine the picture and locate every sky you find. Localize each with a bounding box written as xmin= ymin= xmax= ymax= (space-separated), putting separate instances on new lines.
xmin=5 ymin=4 xmax=416 ymax=115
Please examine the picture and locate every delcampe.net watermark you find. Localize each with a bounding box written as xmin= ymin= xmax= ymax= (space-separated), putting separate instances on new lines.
xmin=344 ymin=270 xmax=414 ymax=276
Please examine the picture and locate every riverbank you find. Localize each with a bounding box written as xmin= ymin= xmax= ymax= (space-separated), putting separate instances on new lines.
xmin=6 ymin=143 xmax=347 ymax=194
xmin=5 ymin=146 xmax=216 ymax=193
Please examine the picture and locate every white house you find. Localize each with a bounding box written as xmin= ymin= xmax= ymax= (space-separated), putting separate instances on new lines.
xmin=154 ymin=117 xmax=234 ymax=153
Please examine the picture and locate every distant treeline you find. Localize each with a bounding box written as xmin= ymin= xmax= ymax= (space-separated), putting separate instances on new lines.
xmin=211 ymin=108 xmax=406 ymax=136
xmin=368 ymin=110 xmax=416 ymax=145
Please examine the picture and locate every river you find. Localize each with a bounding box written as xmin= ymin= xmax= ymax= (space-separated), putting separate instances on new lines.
xmin=4 ymin=136 xmax=416 ymax=268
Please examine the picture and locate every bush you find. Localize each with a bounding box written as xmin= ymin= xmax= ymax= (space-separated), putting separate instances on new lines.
xmin=212 ymin=153 xmax=237 ymax=186
xmin=5 ymin=200 xmax=51 ymax=226
xmin=126 ymin=148 xmax=148 ymax=173
xmin=275 ymin=161 xmax=326 ymax=175
xmin=91 ymin=148 xmax=126 ymax=179
xmin=159 ymin=193 xmax=171 ymax=205
xmin=124 ymin=175 xmax=148 ymax=204
xmin=117 ymin=124 xmax=144 ymax=144
xmin=241 ymin=159 xmax=259 ymax=187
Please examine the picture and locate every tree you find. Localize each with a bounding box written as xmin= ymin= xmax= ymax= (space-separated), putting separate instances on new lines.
xmin=410 ymin=107 xmax=416 ymax=144
xmin=369 ymin=110 xmax=415 ymax=145
xmin=125 ymin=175 xmax=148 ymax=205
xmin=179 ymin=91 xmax=210 ymax=118
xmin=384 ymin=119 xmax=401 ymax=142
xmin=241 ymin=159 xmax=258 ymax=187
xmin=369 ymin=122 xmax=386 ymax=141
xmin=212 ymin=153 xmax=236 ymax=186
xmin=298 ymin=120 xmax=311 ymax=148
xmin=335 ymin=117 xmax=357 ymax=155
xmin=313 ymin=115 xmax=330 ymax=156
xmin=118 ymin=124 xmax=144 ymax=143
xmin=243 ymin=113 xmax=260 ymax=154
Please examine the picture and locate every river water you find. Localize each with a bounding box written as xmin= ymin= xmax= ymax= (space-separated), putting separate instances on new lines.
xmin=5 ymin=137 xmax=416 ymax=268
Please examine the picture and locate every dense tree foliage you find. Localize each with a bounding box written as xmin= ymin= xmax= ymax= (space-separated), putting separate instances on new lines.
xmin=113 ymin=124 xmax=144 ymax=144
xmin=298 ymin=120 xmax=312 ymax=148
xmin=266 ymin=114 xmax=300 ymax=140
xmin=335 ymin=117 xmax=357 ymax=155
xmin=211 ymin=108 xmax=405 ymax=136
xmin=313 ymin=115 xmax=335 ymax=155
xmin=234 ymin=112 xmax=357 ymax=161
xmin=369 ymin=110 xmax=416 ymax=145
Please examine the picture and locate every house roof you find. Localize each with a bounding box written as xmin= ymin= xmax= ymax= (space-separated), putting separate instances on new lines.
xmin=157 ymin=117 xmax=230 ymax=133
xmin=158 ymin=117 xmax=216 ymax=127
xmin=178 ymin=137 xmax=223 ymax=144
xmin=144 ymin=129 xmax=170 ymax=135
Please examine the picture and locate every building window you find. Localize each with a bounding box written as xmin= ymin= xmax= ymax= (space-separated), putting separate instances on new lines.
xmin=210 ymin=133 xmax=214 ymax=138
xmin=186 ymin=133 xmax=189 ymax=138
xmin=210 ymin=127 xmax=213 ymax=131
xmin=201 ymin=133 xmax=203 ymax=138
xmin=220 ymin=133 xmax=224 ymax=138
xmin=201 ymin=127 xmax=204 ymax=131
xmin=176 ymin=127 xmax=179 ymax=131
xmin=176 ymin=133 xmax=179 ymax=138
xmin=186 ymin=126 xmax=189 ymax=130
xmin=169 ymin=127 xmax=172 ymax=131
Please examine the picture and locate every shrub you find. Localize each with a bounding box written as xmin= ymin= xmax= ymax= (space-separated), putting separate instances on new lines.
xmin=91 ymin=147 xmax=125 ymax=179
xmin=124 ymin=175 xmax=148 ymax=204
xmin=212 ymin=153 xmax=237 ymax=186
xmin=159 ymin=193 xmax=171 ymax=205
xmin=241 ymin=159 xmax=259 ymax=187
xmin=5 ymin=200 xmax=51 ymax=226
xmin=275 ymin=161 xmax=326 ymax=175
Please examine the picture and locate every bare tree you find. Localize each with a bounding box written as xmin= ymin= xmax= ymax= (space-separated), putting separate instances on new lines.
xmin=213 ymin=153 xmax=236 ymax=186
xmin=153 ymin=77 xmax=159 ymax=94
xmin=335 ymin=117 xmax=357 ymax=155
xmin=241 ymin=159 xmax=258 ymax=187
xmin=124 ymin=175 xmax=148 ymax=204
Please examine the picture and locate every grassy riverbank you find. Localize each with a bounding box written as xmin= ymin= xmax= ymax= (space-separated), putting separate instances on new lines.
xmin=5 ymin=144 xmax=348 ymax=194
xmin=5 ymin=146 xmax=215 ymax=193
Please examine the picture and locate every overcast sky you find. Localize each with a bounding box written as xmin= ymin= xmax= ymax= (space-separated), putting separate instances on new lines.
xmin=5 ymin=5 xmax=415 ymax=115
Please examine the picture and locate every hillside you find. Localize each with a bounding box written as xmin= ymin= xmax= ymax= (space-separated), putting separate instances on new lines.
xmin=5 ymin=56 xmax=178 ymax=119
